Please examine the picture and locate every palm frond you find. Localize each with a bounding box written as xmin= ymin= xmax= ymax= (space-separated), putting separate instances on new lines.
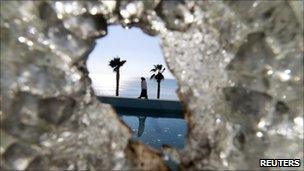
xmin=109 ymin=60 xmax=114 ymax=66
xmin=155 ymin=73 xmax=164 ymax=81
xmin=150 ymin=69 xmax=156 ymax=72
xmin=109 ymin=58 xmax=119 ymax=67
xmin=109 ymin=57 xmax=126 ymax=70
xmin=156 ymin=64 xmax=162 ymax=70
xmin=119 ymin=60 xmax=126 ymax=67
xmin=150 ymin=74 xmax=155 ymax=79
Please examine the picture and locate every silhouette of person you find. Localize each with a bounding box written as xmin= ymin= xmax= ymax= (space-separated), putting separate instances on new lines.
xmin=138 ymin=77 xmax=148 ymax=99
xmin=137 ymin=116 xmax=146 ymax=137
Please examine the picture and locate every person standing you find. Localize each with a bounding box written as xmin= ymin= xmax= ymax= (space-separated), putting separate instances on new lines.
xmin=138 ymin=77 xmax=148 ymax=99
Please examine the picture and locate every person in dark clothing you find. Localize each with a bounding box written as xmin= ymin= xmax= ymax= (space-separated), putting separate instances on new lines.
xmin=138 ymin=77 xmax=148 ymax=99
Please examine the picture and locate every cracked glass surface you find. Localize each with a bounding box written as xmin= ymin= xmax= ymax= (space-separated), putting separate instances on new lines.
xmin=1 ymin=1 xmax=303 ymax=170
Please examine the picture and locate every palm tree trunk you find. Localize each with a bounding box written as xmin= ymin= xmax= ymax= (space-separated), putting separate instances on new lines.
xmin=157 ymin=81 xmax=160 ymax=99
xmin=116 ymin=68 xmax=119 ymax=96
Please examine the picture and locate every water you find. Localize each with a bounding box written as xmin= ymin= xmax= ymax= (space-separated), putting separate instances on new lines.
xmin=92 ymin=76 xmax=179 ymax=100
xmin=117 ymin=109 xmax=187 ymax=150
xmin=93 ymin=76 xmax=186 ymax=149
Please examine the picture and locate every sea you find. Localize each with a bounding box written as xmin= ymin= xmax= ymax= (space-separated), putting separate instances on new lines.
xmin=92 ymin=77 xmax=179 ymax=100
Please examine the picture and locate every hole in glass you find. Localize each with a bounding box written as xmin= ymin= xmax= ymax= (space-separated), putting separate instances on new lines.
xmin=87 ymin=25 xmax=187 ymax=150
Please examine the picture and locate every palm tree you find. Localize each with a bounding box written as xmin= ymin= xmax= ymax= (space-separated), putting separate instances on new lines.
xmin=150 ymin=64 xmax=165 ymax=99
xmin=109 ymin=57 xmax=126 ymax=96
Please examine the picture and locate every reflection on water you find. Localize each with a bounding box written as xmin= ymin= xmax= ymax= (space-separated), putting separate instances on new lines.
xmin=118 ymin=110 xmax=187 ymax=149
xmin=137 ymin=116 xmax=146 ymax=137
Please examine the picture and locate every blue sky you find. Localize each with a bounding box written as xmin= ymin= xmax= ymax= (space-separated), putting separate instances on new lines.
xmin=87 ymin=25 xmax=174 ymax=85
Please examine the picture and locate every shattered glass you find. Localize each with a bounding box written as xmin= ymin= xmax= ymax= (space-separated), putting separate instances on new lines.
xmin=1 ymin=0 xmax=303 ymax=170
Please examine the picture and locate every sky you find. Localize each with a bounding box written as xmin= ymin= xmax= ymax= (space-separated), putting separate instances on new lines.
xmin=87 ymin=25 xmax=175 ymax=86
